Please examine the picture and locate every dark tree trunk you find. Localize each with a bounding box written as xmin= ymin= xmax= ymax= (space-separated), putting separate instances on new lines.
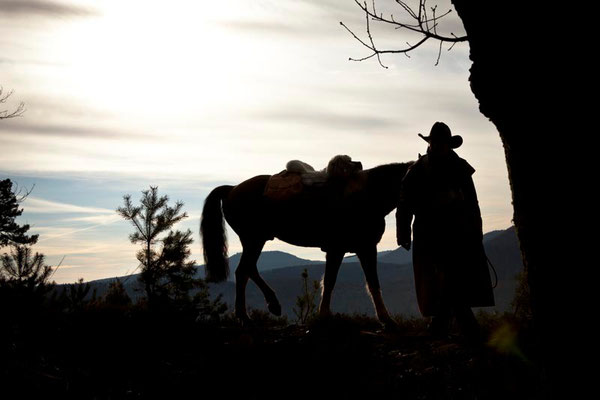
xmin=451 ymin=0 xmax=573 ymax=392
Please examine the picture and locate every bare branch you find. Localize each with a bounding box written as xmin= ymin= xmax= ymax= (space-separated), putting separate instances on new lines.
xmin=349 ymin=52 xmax=380 ymax=63
xmin=396 ymin=0 xmax=418 ymax=20
xmin=10 ymin=182 xmax=35 ymax=203
xmin=343 ymin=0 xmax=467 ymax=68
xmin=432 ymin=5 xmax=438 ymax=36
xmin=435 ymin=39 xmax=443 ymax=66
xmin=423 ymin=1 xmax=430 ymax=32
xmin=0 ymin=86 xmax=25 ymax=120
xmin=47 ymin=255 xmax=66 ymax=281
xmin=363 ymin=4 xmax=388 ymax=69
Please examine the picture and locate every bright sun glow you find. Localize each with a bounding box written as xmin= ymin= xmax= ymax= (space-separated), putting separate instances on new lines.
xmin=48 ymin=1 xmax=249 ymax=119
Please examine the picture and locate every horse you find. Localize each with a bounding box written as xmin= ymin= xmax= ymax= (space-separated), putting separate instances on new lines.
xmin=200 ymin=161 xmax=413 ymax=328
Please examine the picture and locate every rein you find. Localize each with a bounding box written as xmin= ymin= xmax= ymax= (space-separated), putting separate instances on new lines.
xmin=485 ymin=253 xmax=498 ymax=289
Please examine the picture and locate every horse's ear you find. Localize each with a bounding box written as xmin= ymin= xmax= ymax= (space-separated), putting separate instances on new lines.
xmin=418 ymin=153 xmax=422 ymax=158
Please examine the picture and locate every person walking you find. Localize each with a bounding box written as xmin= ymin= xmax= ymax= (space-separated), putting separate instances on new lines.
xmin=396 ymin=122 xmax=495 ymax=342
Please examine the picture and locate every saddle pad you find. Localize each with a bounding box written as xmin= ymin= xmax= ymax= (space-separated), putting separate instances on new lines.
xmin=264 ymin=171 xmax=303 ymax=200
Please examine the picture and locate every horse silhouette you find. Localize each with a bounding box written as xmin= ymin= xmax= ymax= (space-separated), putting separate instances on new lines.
xmin=200 ymin=161 xmax=413 ymax=328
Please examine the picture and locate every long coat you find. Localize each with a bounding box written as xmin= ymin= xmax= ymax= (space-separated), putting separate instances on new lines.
xmin=396 ymin=151 xmax=494 ymax=316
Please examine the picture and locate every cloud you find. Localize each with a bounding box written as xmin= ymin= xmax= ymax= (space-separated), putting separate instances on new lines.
xmin=256 ymin=105 xmax=397 ymax=131
xmin=219 ymin=0 xmax=365 ymax=37
xmin=36 ymin=221 xmax=118 ymax=242
xmin=63 ymin=214 xmax=122 ymax=224
xmin=23 ymin=197 xmax=115 ymax=214
xmin=0 ymin=57 xmax=65 ymax=67
xmin=0 ymin=0 xmax=97 ymax=17
xmin=220 ymin=20 xmax=303 ymax=35
xmin=0 ymin=119 xmax=150 ymax=139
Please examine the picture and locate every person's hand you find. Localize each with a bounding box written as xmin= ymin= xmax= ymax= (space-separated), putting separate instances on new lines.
xmin=396 ymin=227 xmax=411 ymax=251
xmin=399 ymin=240 xmax=411 ymax=251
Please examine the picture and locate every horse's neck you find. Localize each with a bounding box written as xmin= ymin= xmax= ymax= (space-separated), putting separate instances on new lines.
xmin=365 ymin=163 xmax=409 ymax=215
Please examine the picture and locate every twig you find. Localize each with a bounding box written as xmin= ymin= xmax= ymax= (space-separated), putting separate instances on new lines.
xmin=0 ymin=86 xmax=25 ymax=119
xmin=435 ymin=39 xmax=443 ymax=66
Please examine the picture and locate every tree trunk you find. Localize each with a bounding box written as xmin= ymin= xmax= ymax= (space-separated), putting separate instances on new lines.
xmin=452 ymin=0 xmax=572 ymax=392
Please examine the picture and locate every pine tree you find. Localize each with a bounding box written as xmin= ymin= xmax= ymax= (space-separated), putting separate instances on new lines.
xmin=61 ymin=278 xmax=92 ymax=312
xmin=1 ymin=245 xmax=52 ymax=290
xmin=0 ymin=245 xmax=54 ymax=316
xmin=117 ymin=186 xmax=187 ymax=305
xmin=117 ymin=186 xmax=222 ymax=315
xmin=103 ymin=278 xmax=132 ymax=307
xmin=0 ymin=179 xmax=38 ymax=248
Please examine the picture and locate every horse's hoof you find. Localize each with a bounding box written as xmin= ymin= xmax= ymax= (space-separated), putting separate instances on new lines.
xmin=236 ymin=312 xmax=252 ymax=326
xmin=267 ymin=301 xmax=282 ymax=316
xmin=241 ymin=318 xmax=255 ymax=328
xmin=382 ymin=318 xmax=399 ymax=332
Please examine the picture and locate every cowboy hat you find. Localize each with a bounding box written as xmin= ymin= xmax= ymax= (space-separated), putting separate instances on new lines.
xmin=418 ymin=122 xmax=463 ymax=149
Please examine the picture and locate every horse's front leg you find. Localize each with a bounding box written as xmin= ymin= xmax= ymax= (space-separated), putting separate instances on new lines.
xmin=357 ymin=246 xmax=396 ymax=329
xmin=318 ymin=250 xmax=345 ymax=316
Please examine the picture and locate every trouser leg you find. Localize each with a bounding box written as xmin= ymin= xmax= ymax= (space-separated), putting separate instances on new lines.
xmin=454 ymin=305 xmax=481 ymax=343
xmin=429 ymin=307 xmax=451 ymax=338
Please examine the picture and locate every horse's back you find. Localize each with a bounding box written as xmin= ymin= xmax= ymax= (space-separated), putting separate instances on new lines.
xmin=223 ymin=174 xmax=270 ymax=213
xmin=223 ymin=173 xmax=333 ymax=243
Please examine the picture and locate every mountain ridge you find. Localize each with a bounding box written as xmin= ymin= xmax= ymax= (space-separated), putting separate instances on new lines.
xmin=82 ymin=226 xmax=522 ymax=317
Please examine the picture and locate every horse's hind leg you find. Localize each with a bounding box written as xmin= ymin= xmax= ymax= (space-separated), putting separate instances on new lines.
xmin=235 ymin=240 xmax=265 ymax=323
xmin=357 ymin=246 xmax=397 ymax=329
xmin=246 ymin=242 xmax=282 ymax=316
xmin=318 ymin=250 xmax=344 ymax=316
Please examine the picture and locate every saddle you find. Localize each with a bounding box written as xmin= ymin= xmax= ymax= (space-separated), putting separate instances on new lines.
xmin=263 ymin=161 xmax=325 ymax=201
xmin=264 ymin=156 xmax=362 ymax=201
xmin=287 ymin=160 xmax=329 ymax=186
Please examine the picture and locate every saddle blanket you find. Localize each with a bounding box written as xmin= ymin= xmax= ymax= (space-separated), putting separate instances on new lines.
xmin=263 ymin=170 xmax=303 ymax=201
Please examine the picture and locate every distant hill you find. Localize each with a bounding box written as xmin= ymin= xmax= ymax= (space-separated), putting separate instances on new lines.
xmin=227 ymin=251 xmax=322 ymax=278
xmin=84 ymin=227 xmax=523 ymax=319
xmin=208 ymin=261 xmax=419 ymax=317
xmin=208 ymin=226 xmax=523 ymax=318
xmin=342 ymin=229 xmax=507 ymax=265
xmin=342 ymin=248 xmax=412 ymax=265
xmin=86 ymin=250 xmax=321 ymax=289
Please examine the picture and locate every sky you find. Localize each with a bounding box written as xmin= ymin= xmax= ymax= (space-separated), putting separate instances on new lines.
xmin=0 ymin=0 xmax=513 ymax=283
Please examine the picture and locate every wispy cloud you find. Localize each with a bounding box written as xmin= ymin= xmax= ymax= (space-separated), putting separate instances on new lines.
xmin=257 ymin=105 xmax=397 ymax=131
xmin=218 ymin=0 xmax=364 ymax=36
xmin=24 ymin=197 xmax=115 ymax=214
xmin=0 ymin=0 xmax=97 ymax=18
xmin=220 ymin=20 xmax=303 ymax=35
xmin=0 ymin=119 xmax=147 ymax=139
xmin=38 ymin=219 xmax=119 ymax=242
xmin=63 ymin=214 xmax=121 ymax=224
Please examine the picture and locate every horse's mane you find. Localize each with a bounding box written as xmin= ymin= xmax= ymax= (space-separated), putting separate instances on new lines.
xmin=365 ymin=162 xmax=414 ymax=187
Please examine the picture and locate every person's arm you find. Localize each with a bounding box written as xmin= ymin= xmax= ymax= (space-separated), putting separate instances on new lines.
xmin=462 ymin=175 xmax=483 ymax=241
xmin=396 ymin=167 xmax=416 ymax=250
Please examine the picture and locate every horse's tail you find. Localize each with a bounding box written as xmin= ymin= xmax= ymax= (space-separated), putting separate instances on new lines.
xmin=201 ymin=185 xmax=234 ymax=282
